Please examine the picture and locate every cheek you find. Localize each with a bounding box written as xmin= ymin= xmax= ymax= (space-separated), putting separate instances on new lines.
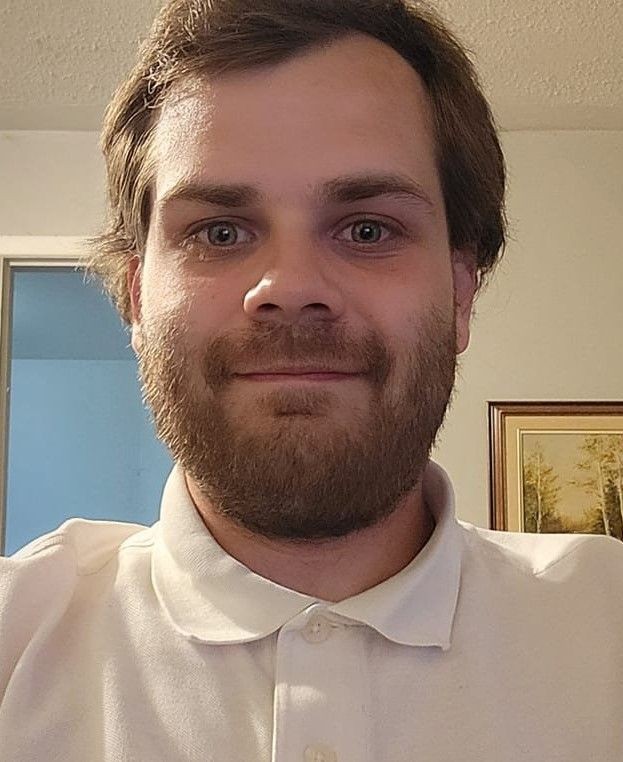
xmin=368 ymin=265 xmax=453 ymax=331
xmin=184 ymin=275 xmax=230 ymax=324
xmin=141 ymin=255 xmax=212 ymax=330
xmin=142 ymin=255 xmax=184 ymax=310
xmin=371 ymin=269 xmax=455 ymax=366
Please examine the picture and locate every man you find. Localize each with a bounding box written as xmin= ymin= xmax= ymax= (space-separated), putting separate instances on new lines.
xmin=1 ymin=1 xmax=621 ymax=759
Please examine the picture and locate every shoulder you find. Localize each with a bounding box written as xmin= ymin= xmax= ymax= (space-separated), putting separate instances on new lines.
xmin=1 ymin=516 xmax=152 ymax=599
xmin=7 ymin=517 xmax=151 ymax=570
xmin=458 ymin=521 xmax=623 ymax=592
xmin=0 ymin=518 xmax=150 ymax=697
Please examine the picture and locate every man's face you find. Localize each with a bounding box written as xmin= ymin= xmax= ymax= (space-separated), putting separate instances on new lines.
xmin=128 ymin=33 xmax=476 ymax=542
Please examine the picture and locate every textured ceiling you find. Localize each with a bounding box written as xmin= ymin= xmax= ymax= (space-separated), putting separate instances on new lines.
xmin=0 ymin=0 xmax=621 ymax=131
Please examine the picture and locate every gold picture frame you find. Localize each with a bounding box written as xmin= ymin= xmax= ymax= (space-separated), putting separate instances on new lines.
xmin=488 ymin=402 xmax=623 ymax=540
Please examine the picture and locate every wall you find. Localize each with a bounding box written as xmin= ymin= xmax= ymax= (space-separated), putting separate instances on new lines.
xmin=0 ymin=131 xmax=104 ymax=235
xmin=436 ymin=131 xmax=623 ymax=524
xmin=1 ymin=129 xmax=621 ymax=529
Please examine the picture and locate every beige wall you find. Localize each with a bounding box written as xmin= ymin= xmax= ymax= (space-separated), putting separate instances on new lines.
xmin=0 ymin=131 xmax=105 ymax=236
xmin=436 ymin=131 xmax=623 ymax=525
xmin=1 ymin=129 xmax=622 ymax=527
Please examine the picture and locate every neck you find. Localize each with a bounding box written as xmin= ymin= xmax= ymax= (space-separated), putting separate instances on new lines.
xmin=185 ymin=476 xmax=435 ymax=603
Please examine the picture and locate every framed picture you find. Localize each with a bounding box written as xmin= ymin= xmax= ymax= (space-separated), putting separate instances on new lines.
xmin=488 ymin=402 xmax=623 ymax=541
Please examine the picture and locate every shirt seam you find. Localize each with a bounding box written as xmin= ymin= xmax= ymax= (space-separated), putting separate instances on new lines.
xmin=76 ymin=538 xmax=155 ymax=577
xmin=11 ymin=536 xmax=67 ymax=559
xmin=533 ymin=542 xmax=594 ymax=578
xmin=13 ymin=534 xmax=155 ymax=577
xmin=459 ymin=522 xmax=576 ymax=578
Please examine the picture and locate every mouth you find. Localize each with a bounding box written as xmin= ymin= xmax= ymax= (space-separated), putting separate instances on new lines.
xmin=235 ymin=372 xmax=361 ymax=382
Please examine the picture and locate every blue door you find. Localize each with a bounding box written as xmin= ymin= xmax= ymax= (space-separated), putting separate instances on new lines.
xmin=2 ymin=266 xmax=173 ymax=555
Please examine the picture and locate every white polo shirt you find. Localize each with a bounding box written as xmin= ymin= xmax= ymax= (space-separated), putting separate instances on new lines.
xmin=1 ymin=460 xmax=621 ymax=761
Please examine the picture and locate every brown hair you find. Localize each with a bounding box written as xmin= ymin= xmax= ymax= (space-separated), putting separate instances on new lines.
xmin=84 ymin=0 xmax=507 ymax=326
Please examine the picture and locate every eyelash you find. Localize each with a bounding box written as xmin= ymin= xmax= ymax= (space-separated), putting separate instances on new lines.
xmin=182 ymin=217 xmax=406 ymax=259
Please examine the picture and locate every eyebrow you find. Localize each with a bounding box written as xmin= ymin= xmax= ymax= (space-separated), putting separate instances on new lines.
xmin=156 ymin=172 xmax=435 ymax=213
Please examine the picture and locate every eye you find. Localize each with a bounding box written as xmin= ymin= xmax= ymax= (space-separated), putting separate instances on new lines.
xmin=335 ymin=218 xmax=402 ymax=250
xmin=184 ymin=220 xmax=254 ymax=254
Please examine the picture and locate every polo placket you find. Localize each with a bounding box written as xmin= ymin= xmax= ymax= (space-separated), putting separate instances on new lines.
xmin=271 ymin=603 xmax=370 ymax=762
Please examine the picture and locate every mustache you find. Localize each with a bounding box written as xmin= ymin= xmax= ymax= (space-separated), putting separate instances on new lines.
xmin=184 ymin=321 xmax=392 ymax=387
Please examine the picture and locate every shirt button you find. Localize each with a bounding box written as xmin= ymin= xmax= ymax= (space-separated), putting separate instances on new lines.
xmin=301 ymin=613 xmax=332 ymax=643
xmin=304 ymin=744 xmax=338 ymax=762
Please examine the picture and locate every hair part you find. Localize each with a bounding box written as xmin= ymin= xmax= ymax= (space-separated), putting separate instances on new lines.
xmin=83 ymin=0 xmax=507 ymax=326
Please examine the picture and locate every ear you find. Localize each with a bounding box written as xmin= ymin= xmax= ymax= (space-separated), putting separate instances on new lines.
xmin=451 ymin=248 xmax=478 ymax=355
xmin=127 ymin=255 xmax=143 ymax=354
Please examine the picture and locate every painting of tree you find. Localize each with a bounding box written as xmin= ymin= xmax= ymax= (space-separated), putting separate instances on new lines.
xmin=521 ymin=432 xmax=623 ymax=540
xmin=522 ymin=443 xmax=562 ymax=532
xmin=572 ymin=434 xmax=623 ymax=539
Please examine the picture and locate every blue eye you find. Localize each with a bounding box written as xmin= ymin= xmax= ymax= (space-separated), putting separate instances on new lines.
xmin=181 ymin=220 xmax=255 ymax=259
xmin=335 ymin=218 xmax=403 ymax=251
xmin=207 ymin=222 xmax=237 ymax=245
xmin=345 ymin=220 xmax=390 ymax=244
xmin=190 ymin=221 xmax=253 ymax=248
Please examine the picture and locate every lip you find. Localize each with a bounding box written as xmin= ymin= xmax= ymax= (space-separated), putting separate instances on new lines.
xmin=236 ymin=372 xmax=360 ymax=382
xmin=238 ymin=367 xmax=360 ymax=375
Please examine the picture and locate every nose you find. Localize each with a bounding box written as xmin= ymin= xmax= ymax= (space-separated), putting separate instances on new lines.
xmin=242 ymin=236 xmax=346 ymax=325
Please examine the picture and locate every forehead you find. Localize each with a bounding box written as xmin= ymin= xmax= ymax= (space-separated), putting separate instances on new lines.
xmin=151 ymin=33 xmax=441 ymax=205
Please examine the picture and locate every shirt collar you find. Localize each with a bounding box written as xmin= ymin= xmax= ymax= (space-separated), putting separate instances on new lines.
xmin=151 ymin=460 xmax=463 ymax=650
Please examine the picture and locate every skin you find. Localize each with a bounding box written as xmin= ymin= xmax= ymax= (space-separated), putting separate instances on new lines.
xmin=127 ymin=33 xmax=477 ymax=603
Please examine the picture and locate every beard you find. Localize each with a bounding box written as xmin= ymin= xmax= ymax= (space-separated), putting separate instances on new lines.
xmin=135 ymin=305 xmax=457 ymax=543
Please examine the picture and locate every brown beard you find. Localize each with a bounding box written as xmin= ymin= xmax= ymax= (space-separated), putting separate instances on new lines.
xmin=135 ymin=306 xmax=457 ymax=542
